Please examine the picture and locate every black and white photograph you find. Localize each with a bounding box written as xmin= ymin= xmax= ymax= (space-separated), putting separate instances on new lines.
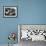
xmin=18 ymin=24 xmax=46 ymax=46
xmin=3 ymin=6 xmax=17 ymax=17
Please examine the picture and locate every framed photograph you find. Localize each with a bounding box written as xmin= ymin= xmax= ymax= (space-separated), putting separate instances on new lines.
xmin=3 ymin=6 xmax=17 ymax=18
xmin=18 ymin=24 xmax=46 ymax=42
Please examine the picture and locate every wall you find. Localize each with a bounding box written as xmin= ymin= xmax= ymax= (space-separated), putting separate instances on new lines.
xmin=18 ymin=0 xmax=46 ymax=24
xmin=0 ymin=0 xmax=18 ymax=44
xmin=0 ymin=0 xmax=46 ymax=45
